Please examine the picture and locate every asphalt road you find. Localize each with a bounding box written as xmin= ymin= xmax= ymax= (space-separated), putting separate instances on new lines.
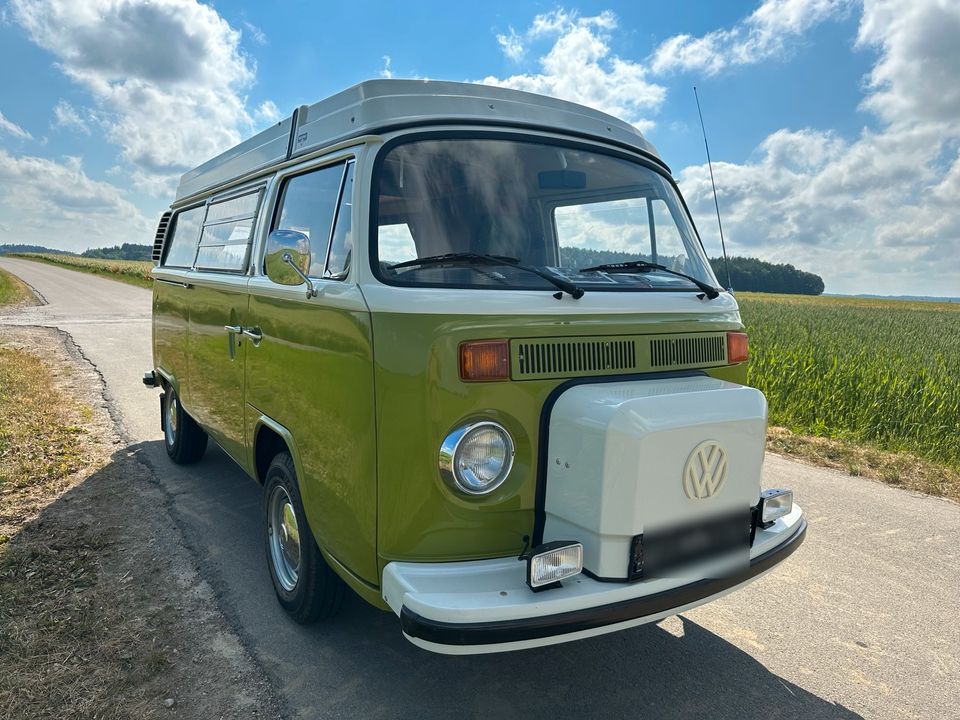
xmin=1 ymin=256 xmax=957 ymax=720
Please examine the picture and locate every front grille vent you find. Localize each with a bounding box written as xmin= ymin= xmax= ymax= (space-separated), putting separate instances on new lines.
xmin=650 ymin=335 xmax=726 ymax=368
xmin=152 ymin=211 xmax=172 ymax=264
xmin=515 ymin=338 xmax=638 ymax=378
xmin=510 ymin=333 xmax=728 ymax=380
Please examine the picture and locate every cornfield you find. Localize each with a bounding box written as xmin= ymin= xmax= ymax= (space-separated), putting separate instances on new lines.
xmin=739 ymin=293 xmax=960 ymax=468
xmin=11 ymin=253 xmax=153 ymax=288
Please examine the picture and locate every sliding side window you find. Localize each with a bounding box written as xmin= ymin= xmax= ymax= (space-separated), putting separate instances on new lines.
xmin=195 ymin=189 xmax=262 ymax=272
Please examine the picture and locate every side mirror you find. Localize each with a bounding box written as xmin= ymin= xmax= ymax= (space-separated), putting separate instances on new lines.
xmin=264 ymin=229 xmax=317 ymax=297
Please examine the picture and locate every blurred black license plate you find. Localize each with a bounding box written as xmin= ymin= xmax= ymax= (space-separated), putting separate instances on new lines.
xmin=628 ymin=510 xmax=751 ymax=581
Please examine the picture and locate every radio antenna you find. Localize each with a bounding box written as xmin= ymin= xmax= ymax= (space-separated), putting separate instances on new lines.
xmin=693 ymin=86 xmax=732 ymax=291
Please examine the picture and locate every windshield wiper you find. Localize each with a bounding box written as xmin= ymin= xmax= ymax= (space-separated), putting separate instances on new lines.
xmin=389 ymin=253 xmax=585 ymax=299
xmin=579 ymin=260 xmax=721 ymax=300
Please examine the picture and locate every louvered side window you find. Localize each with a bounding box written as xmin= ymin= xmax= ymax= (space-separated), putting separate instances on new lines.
xmin=161 ymin=206 xmax=205 ymax=268
xmin=195 ymin=189 xmax=263 ymax=272
xmin=152 ymin=211 xmax=172 ymax=264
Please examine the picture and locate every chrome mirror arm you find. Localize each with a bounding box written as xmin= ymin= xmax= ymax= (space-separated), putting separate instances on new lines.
xmin=282 ymin=252 xmax=318 ymax=298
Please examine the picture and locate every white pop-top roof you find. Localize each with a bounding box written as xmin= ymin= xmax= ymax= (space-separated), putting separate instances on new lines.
xmin=175 ymin=79 xmax=662 ymax=202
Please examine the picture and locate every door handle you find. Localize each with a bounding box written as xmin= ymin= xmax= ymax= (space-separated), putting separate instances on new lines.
xmin=224 ymin=324 xmax=242 ymax=334
xmin=241 ymin=327 xmax=263 ymax=346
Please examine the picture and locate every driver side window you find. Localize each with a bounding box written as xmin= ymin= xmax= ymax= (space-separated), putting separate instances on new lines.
xmin=272 ymin=162 xmax=346 ymax=277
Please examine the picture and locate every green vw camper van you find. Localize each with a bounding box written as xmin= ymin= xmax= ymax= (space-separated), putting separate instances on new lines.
xmin=146 ymin=80 xmax=805 ymax=654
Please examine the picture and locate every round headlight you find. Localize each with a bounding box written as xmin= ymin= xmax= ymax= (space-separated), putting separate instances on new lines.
xmin=439 ymin=421 xmax=515 ymax=495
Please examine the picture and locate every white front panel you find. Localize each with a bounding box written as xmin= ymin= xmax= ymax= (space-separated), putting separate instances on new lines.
xmin=543 ymin=377 xmax=767 ymax=579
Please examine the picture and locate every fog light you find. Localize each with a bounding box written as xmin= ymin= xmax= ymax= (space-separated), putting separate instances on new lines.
xmin=759 ymin=489 xmax=793 ymax=525
xmin=522 ymin=541 xmax=583 ymax=591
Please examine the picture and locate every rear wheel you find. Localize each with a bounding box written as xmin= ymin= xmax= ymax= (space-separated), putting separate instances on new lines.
xmin=263 ymin=451 xmax=344 ymax=623
xmin=162 ymin=386 xmax=208 ymax=464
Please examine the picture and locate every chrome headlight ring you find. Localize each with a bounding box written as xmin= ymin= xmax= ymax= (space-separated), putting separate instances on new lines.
xmin=439 ymin=421 xmax=515 ymax=496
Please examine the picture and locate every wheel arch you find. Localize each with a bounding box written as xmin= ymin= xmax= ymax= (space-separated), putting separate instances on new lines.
xmin=252 ymin=415 xmax=306 ymax=489
xmin=154 ymin=366 xmax=179 ymax=396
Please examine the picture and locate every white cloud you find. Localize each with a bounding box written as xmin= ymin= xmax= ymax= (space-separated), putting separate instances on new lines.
xmin=254 ymin=99 xmax=282 ymax=126
xmin=242 ymin=20 xmax=266 ymax=46
xmin=0 ymin=111 xmax=32 ymax=140
xmin=0 ymin=149 xmax=154 ymax=252
xmin=482 ymin=10 xmax=666 ymax=130
xmin=380 ymin=55 xmax=393 ymax=79
xmin=584 ymin=0 xmax=958 ymax=294
xmin=651 ymin=0 xmax=850 ymax=75
xmin=677 ymin=0 xmax=960 ymax=296
xmin=10 ymin=0 xmax=268 ymax=195
xmin=856 ymin=0 xmax=960 ymax=127
xmin=496 ymin=28 xmax=524 ymax=62
xmin=52 ymin=100 xmax=91 ymax=134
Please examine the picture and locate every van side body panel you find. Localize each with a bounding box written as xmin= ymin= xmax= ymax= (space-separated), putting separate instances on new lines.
xmin=245 ymin=279 xmax=379 ymax=585
xmin=186 ymin=274 xmax=251 ymax=468
xmin=151 ymin=271 xmax=192 ymax=399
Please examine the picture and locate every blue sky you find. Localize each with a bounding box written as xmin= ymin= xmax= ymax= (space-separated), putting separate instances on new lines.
xmin=1 ymin=0 xmax=958 ymax=296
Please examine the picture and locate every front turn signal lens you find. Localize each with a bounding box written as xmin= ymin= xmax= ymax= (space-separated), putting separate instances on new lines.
xmin=459 ymin=339 xmax=510 ymax=381
xmin=727 ymin=332 xmax=749 ymax=364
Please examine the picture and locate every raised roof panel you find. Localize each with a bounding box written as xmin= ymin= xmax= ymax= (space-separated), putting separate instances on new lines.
xmin=175 ymin=116 xmax=293 ymax=202
xmin=174 ymin=80 xmax=661 ymax=203
xmin=290 ymin=80 xmax=660 ymax=162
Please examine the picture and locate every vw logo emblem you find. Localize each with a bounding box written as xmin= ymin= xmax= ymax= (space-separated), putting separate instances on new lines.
xmin=683 ymin=440 xmax=728 ymax=499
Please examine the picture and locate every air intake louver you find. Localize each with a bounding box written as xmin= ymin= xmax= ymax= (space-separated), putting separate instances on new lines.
xmin=650 ymin=335 xmax=726 ymax=368
xmin=510 ymin=333 xmax=728 ymax=380
xmin=152 ymin=211 xmax=172 ymax=264
xmin=514 ymin=338 xmax=638 ymax=379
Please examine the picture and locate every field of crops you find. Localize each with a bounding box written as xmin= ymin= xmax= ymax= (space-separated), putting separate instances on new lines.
xmin=739 ymin=292 xmax=960 ymax=469
xmin=9 ymin=253 xmax=153 ymax=288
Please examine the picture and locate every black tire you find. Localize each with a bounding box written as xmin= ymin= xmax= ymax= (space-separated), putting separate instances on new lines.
xmin=162 ymin=385 xmax=208 ymax=464
xmin=263 ymin=452 xmax=344 ymax=623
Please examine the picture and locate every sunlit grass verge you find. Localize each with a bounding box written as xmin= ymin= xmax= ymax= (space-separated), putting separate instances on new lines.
xmin=0 ymin=267 xmax=36 ymax=306
xmin=0 ymin=345 xmax=91 ymax=506
xmin=767 ymin=427 xmax=960 ymax=502
xmin=10 ymin=252 xmax=153 ymax=289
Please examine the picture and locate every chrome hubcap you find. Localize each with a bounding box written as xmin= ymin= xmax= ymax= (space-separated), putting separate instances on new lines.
xmin=165 ymin=393 xmax=178 ymax=447
xmin=268 ymin=485 xmax=300 ymax=592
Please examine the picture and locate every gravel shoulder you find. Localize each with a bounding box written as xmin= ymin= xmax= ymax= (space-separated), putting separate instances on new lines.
xmin=0 ymin=324 xmax=284 ymax=719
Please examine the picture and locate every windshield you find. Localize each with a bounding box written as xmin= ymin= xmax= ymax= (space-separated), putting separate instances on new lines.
xmin=373 ymin=137 xmax=719 ymax=292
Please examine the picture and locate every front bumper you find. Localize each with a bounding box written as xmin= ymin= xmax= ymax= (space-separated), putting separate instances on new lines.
xmin=382 ymin=505 xmax=806 ymax=654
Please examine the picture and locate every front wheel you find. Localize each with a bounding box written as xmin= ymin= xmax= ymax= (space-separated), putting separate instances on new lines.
xmin=162 ymin=386 xmax=208 ymax=464
xmin=263 ymin=452 xmax=344 ymax=623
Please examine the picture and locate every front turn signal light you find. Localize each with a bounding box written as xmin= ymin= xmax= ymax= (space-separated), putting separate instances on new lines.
xmin=459 ymin=339 xmax=510 ymax=381
xmin=727 ymin=332 xmax=749 ymax=364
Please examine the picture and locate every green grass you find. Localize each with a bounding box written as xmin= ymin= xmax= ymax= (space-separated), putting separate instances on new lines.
xmin=738 ymin=292 xmax=960 ymax=470
xmin=0 ymin=267 xmax=35 ymax=306
xmin=10 ymin=253 xmax=153 ymax=289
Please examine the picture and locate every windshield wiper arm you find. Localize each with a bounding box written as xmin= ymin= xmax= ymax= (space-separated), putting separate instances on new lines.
xmin=579 ymin=260 xmax=721 ymax=300
xmin=389 ymin=253 xmax=585 ymax=299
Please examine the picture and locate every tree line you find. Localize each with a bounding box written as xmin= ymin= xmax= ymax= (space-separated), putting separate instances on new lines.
xmin=559 ymin=247 xmax=824 ymax=295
